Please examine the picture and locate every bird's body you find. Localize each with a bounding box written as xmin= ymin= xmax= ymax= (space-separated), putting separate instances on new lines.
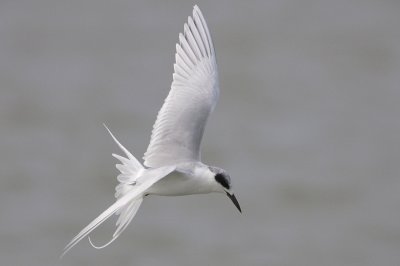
xmin=147 ymin=162 xmax=220 ymax=196
xmin=62 ymin=5 xmax=240 ymax=258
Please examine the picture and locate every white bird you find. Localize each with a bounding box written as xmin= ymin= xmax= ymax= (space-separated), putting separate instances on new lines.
xmin=62 ymin=5 xmax=240 ymax=257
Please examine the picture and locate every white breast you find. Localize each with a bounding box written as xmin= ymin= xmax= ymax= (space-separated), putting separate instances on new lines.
xmin=146 ymin=163 xmax=217 ymax=196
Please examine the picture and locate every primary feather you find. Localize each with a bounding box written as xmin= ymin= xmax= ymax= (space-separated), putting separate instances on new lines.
xmin=143 ymin=5 xmax=219 ymax=168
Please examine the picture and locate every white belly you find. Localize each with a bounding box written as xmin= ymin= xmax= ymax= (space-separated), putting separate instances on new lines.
xmin=146 ymin=170 xmax=213 ymax=196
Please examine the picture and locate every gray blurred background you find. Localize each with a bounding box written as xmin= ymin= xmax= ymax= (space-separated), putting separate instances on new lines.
xmin=1 ymin=0 xmax=400 ymax=265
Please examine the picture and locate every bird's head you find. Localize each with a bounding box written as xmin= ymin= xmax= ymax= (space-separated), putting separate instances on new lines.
xmin=209 ymin=166 xmax=241 ymax=213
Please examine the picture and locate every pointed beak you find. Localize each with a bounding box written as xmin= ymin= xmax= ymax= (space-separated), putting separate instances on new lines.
xmin=226 ymin=192 xmax=242 ymax=213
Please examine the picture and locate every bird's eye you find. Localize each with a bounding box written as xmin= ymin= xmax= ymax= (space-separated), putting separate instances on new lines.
xmin=215 ymin=173 xmax=230 ymax=190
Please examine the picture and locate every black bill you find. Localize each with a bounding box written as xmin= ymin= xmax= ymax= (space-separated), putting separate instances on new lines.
xmin=226 ymin=192 xmax=242 ymax=213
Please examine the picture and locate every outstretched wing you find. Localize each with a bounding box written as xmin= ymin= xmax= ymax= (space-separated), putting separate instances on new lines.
xmin=143 ymin=5 xmax=219 ymax=168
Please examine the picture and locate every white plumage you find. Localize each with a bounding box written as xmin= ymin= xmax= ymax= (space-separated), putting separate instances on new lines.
xmin=62 ymin=5 xmax=240 ymax=258
xmin=143 ymin=5 xmax=219 ymax=168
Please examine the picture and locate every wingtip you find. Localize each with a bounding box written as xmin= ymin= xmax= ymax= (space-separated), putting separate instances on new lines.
xmin=193 ymin=5 xmax=202 ymax=15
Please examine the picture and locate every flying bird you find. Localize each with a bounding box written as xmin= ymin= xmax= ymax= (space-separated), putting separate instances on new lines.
xmin=62 ymin=5 xmax=240 ymax=257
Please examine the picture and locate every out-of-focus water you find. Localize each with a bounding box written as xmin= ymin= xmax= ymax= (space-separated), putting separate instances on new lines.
xmin=1 ymin=1 xmax=400 ymax=265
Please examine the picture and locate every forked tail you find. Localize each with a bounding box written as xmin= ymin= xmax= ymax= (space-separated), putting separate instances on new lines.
xmin=61 ymin=125 xmax=145 ymax=257
xmin=88 ymin=125 xmax=147 ymax=249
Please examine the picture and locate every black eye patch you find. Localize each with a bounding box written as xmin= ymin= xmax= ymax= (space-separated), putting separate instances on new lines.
xmin=215 ymin=173 xmax=230 ymax=190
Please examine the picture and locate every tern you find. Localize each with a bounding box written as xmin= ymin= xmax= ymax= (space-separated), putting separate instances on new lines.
xmin=62 ymin=5 xmax=240 ymax=257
